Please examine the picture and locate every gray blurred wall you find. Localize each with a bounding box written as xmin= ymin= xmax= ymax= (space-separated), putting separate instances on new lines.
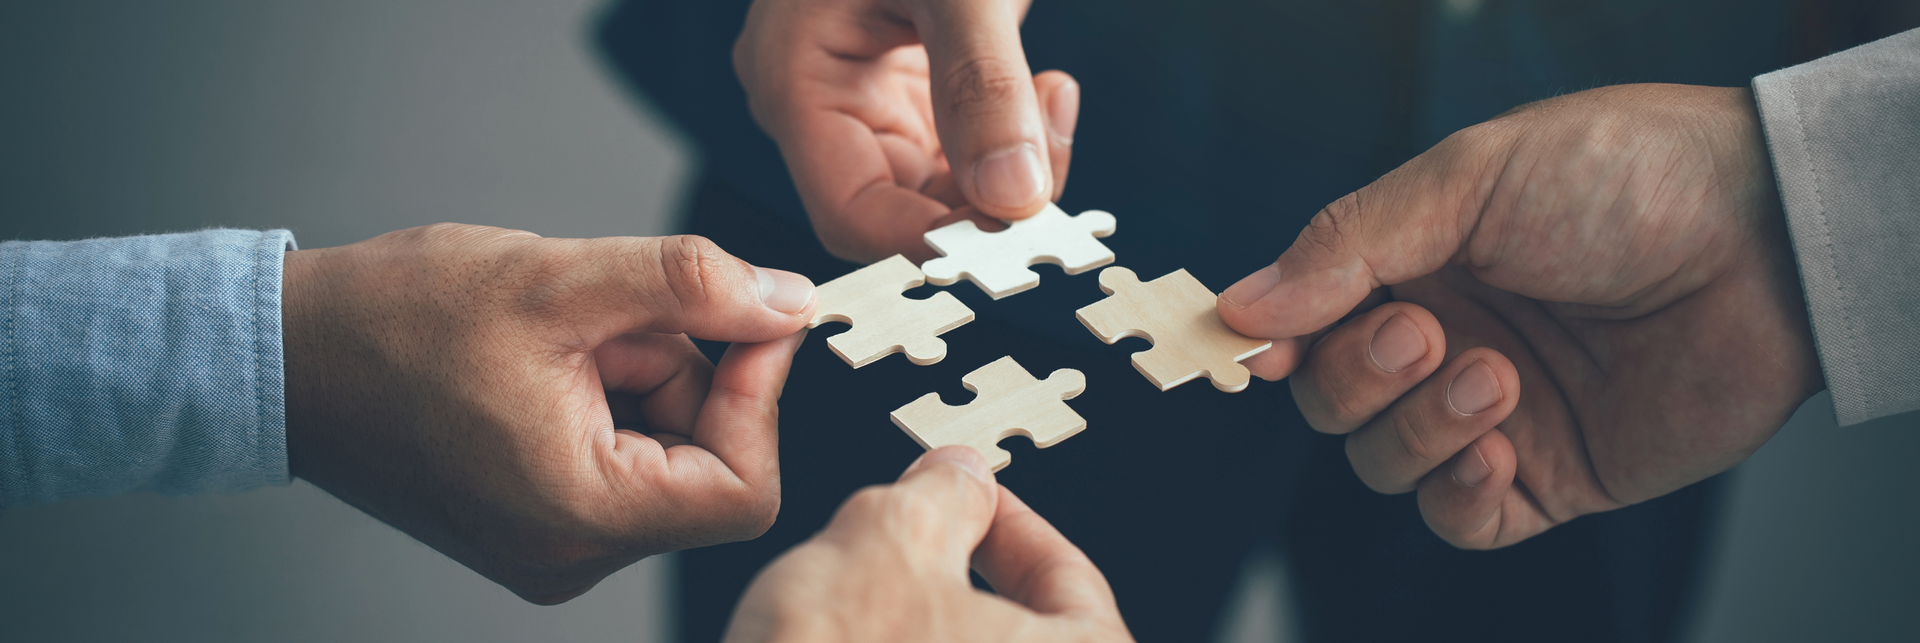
xmin=0 ymin=2 xmax=687 ymax=641
xmin=1 ymin=2 xmax=1915 ymax=642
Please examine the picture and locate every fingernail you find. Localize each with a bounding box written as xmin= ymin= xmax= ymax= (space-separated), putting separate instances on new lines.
xmin=1447 ymin=361 xmax=1503 ymax=415
xmin=1452 ymin=444 xmax=1492 ymax=488
xmin=754 ymin=267 xmax=814 ymax=314
xmin=1220 ymin=264 xmax=1281 ymax=308
xmin=971 ymin=143 xmax=1047 ymax=210
xmin=1369 ymin=314 xmax=1426 ymax=373
xmin=904 ymin=446 xmax=993 ymax=485
xmin=1047 ymin=79 xmax=1079 ymax=145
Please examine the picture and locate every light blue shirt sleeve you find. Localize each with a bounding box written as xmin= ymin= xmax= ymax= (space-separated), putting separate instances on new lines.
xmin=0 ymin=229 xmax=296 ymax=509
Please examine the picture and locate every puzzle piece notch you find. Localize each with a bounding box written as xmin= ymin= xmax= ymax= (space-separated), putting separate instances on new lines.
xmin=1075 ymin=267 xmax=1272 ymax=393
xmin=808 ymin=255 xmax=975 ymax=368
xmin=921 ymin=203 xmax=1117 ymax=299
xmin=889 ymin=356 xmax=1088 ymax=472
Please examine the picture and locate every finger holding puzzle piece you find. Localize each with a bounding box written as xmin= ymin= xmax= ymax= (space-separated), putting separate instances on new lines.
xmin=1077 ymin=267 xmax=1272 ymax=392
xmin=889 ymin=356 xmax=1088 ymax=472
xmin=808 ymin=255 xmax=975 ymax=368
xmin=921 ymin=203 xmax=1117 ymax=299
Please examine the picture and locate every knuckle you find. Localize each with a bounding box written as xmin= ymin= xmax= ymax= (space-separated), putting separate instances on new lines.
xmin=840 ymin=484 xmax=945 ymax=545
xmin=1456 ymin=113 xmax=1522 ymax=145
xmin=1324 ymin=389 xmax=1379 ymax=431
xmin=939 ymin=56 xmax=1028 ymax=118
xmin=1439 ymin=118 xmax=1524 ymax=176
xmin=394 ymin=223 xmax=569 ymax=322
xmin=1345 ymin=435 xmax=1400 ymax=494
xmin=654 ymin=235 xmax=729 ymax=307
xmin=839 ymin=485 xmax=895 ymax=525
xmin=1390 ymin=407 xmax=1440 ymax=467
xmin=382 ymin=222 xmax=472 ymax=259
xmin=409 ymin=222 xmax=532 ymax=252
xmin=505 ymin=245 xmax=588 ymax=329
xmin=717 ymin=483 xmax=783 ymax=541
xmin=1297 ymin=192 xmax=1361 ymax=258
xmin=1296 ymin=357 xmax=1378 ymax=433
xmin=1292 ymin=375 xmax=1352 ymax=434
xmin=886 ymin=493 xmax=950 ymax=544
xmin=415 ymin=221 xmax=470 ymax=239
xmin=518 ymin=244 xmax=578 ymax=290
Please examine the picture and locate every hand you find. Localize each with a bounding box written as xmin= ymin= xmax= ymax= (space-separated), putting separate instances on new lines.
xmin=1215 ymin=84 xmax=1824 ymax=549
xmin=723 ymin=446 xmax=1133 ymax=643
xmin=735 ymin=0 xmax=1079 ymax=262
xmin=281 ymin=224 xmax=816 ymax=603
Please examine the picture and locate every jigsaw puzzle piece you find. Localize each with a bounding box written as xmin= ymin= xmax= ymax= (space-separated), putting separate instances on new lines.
xmin=921 ymin=203 xmax=1117 ymax=299
xmin=809 ymin=255 xmax=975 ymax=368
xmin=1076 ymin=267 xmax=1272 ymax=392
xmin=889 ymin=356 xmax=1088 ymax=472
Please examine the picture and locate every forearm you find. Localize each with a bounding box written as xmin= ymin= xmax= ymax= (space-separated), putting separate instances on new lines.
xmin=0 ymin=229 xmax=296 ymax=507
xmin=1753 ymin=27 xmax=1920 ymax=425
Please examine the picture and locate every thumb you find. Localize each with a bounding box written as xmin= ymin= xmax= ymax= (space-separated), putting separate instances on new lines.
xmin=912 ymin=0 xmax=1053 ymax=220
xmin=823 ymin=446 xmax=1000 ymax=579
xmin=575 ymin=235 xmax=816 ymax=343
xmin=973 ymin=487 xmax=1121 ymax=619
xmin=1216 ymin=132 xmax=1501 ymax=340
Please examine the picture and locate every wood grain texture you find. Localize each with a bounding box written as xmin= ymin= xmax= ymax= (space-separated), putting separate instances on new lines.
xmin=921 ymin=202 xmax=1116 ymax=299
xmin=808 ymin=255 xmax=974 ymax=368
xmin=889 ymin=356 xmax=1087 ymax=472
xmin=1076 ymin=267 xmax=1271 ymax=392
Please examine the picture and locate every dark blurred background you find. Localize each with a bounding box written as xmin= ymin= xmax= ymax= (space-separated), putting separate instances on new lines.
xmin=0 ymin=2 xmax=1915 ymax=642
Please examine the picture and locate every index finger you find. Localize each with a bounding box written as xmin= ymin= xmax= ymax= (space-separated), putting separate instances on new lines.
xmin=675 ymin=331 xmax=809 ymax=491
xmin=571 ymin=235 xmax=816 ymax=344
xmin=1216 ymin=127 xmax=1510 ymax=341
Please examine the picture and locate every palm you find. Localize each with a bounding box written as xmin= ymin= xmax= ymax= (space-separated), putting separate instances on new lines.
xmin=809 ymin=43 xmax=954 ymax=197
xmin=744 ymin=20 xmax=971 ymax=262
xmin=737 ymin=0 xmax=1073 ymax=262
xmin=860 ymin=47 xmax=955 ymax=200
xmin=1382 ymin=85 xmax=1822 ymax=544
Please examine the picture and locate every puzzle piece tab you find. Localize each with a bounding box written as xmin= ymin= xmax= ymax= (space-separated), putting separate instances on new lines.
xmin=1076 ymin=267 xmax=1272 ymax=392
xmin=921 ymin=203 xmax=1117 ymax=299
xmin=809 ymin=255 xmax=975 ymax=368
xmin=889 ymin=356 xmax=1087 ymax=472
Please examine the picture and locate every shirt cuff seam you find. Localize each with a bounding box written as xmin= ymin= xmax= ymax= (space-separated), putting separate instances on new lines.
xmin=255 ymin=230 xmax=294 ymax=487
xmin=1756 ymin=69 xmax=1870 ymax=425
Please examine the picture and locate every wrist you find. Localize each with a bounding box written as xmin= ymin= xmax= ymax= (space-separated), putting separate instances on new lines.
xmin=280 ymin=247 xmax=340 ymax=481
xmin=1729 ymin=87 xmax=1827 ymax=395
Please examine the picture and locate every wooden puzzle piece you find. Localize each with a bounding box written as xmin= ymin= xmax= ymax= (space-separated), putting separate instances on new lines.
xmin=1075 ymin=267 xmax=1271 ymax=392
xmin=889 ymin=356 xmax=1087 ymax=472
xmin=921 ymin=203 xmax=1117 ymax=299
xmin=809 ymin=255 xmax=975 ymax=368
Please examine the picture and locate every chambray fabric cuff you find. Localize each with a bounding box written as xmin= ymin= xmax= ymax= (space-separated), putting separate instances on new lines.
xmin=1752 ymin=29 xmax=1920 ymax=426
xmin=1 ymin=229 xmax=296 ymax=507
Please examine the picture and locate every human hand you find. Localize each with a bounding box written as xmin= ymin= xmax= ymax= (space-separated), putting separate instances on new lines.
xmin=723 ymin=446 xmax=1133 ymax=642
xmin=735 ymin=0 xmax=1079 ymax=262
xmin=1216 ymin=84 xmax=1824 ymax=548
xmin=280 ymin=224 xmax=815 ymax=603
